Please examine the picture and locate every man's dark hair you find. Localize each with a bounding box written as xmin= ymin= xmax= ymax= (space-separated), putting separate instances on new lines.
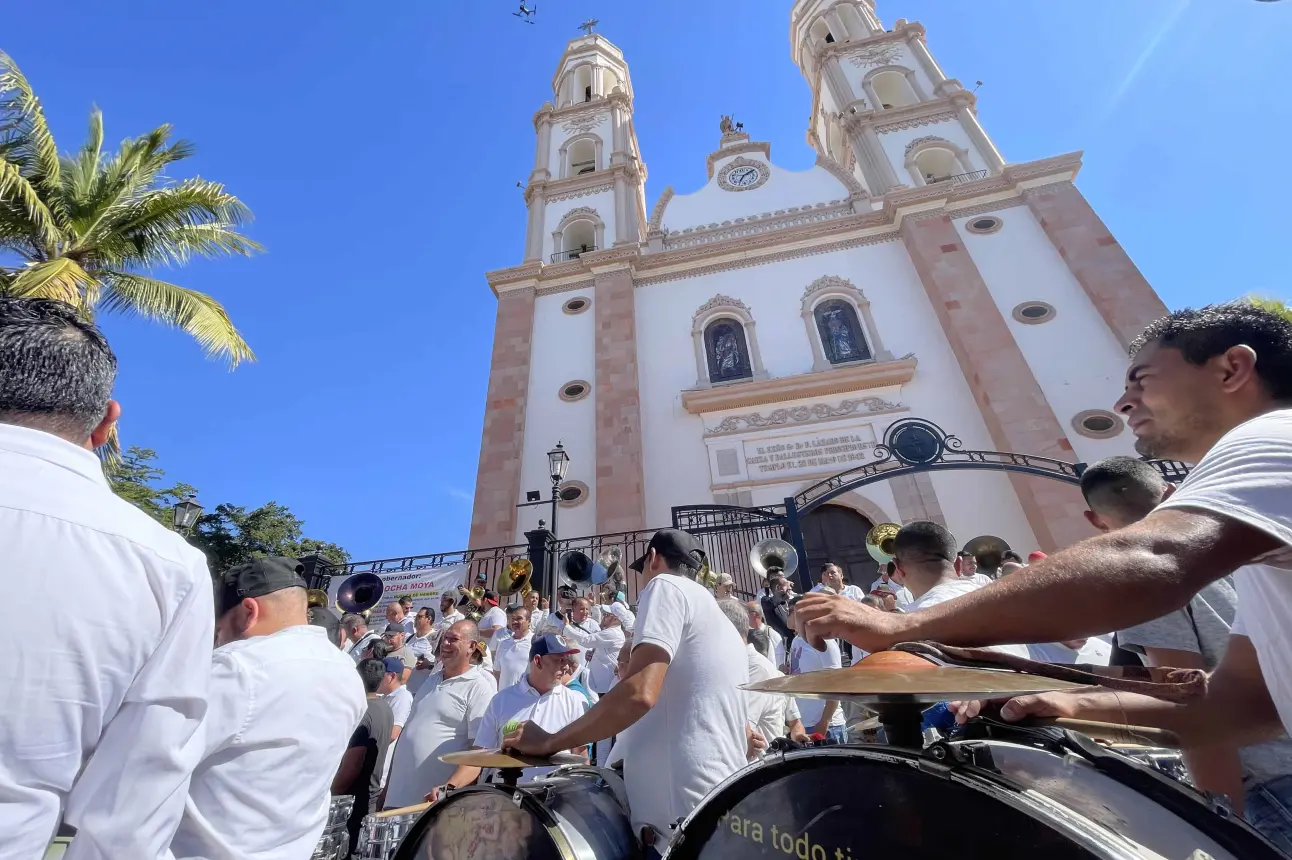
xmin=483 ymin=590 xmax=498 ymax=602
xmin=507 ymin=604 xmax=528 ymax=618
xmin=356 ymin=658 xmax=385 ymax=694
xmin=893 ymin=521 xmax=957 ymax=565
xmin=368 ymin=640 xmax=391 ymax=661
xmin=821 ymin=562 xmax=838 ymax=574
xmin=1079 ymin=456 xmax=1168 ymax=521
xmin=418 ymin=606 xmax=436 ymax=623
xmin=885 ymin=560 xmax=896 ymax=575
xmin=398 ymin=595 xmax=413 ymax=607
xmin=0 ymin=297 xmax=118 ymax=439
xmin=1131 ymin=302 xmax=1292 ymax=401
xmin=1001 ymin=550 xmax=1023 ymax=564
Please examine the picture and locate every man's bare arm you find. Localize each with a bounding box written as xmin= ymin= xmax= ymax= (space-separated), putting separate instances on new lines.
xmin=797 ymin=509 xmax=1278 ymax=653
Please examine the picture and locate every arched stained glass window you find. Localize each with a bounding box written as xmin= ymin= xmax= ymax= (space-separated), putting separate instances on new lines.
xmin=814 ymin=300 xmax=871 ymax=365
xmin=704 ymin=318 xmax=753 ymax=383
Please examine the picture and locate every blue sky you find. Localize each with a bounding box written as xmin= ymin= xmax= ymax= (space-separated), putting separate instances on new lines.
xmin=6 ymin=0 xmax=1288 ymax=561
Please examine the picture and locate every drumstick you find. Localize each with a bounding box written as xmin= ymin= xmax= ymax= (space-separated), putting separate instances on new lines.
xmin=1027 ymin=717 xmax=1180 ymax=748
xmin=377 ymin=801 xmax=433 ymax=817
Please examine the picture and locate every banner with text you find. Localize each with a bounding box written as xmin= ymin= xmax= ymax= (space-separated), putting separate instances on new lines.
xmin=327 ymin=565 xmax=467 ymax=618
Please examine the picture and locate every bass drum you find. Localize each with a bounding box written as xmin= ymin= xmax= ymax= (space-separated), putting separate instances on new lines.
xmin=392 ymin=765 xmax=640 ymax=860
xmin=662 ymin=741 xmax=1283 ymax=860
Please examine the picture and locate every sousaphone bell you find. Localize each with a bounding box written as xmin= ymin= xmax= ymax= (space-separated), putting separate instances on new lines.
xmin=749 ymin=537 xmax=799 ymax=580
xmin=497 ymin=559 xmax=533 ymax=596
xmin=336 ymin=572 xmax=385 ymax=614
xmin=866 ymin=522 xmax=901 ymax=565
xmin=559 ymin=550 xmax=594 ymax=584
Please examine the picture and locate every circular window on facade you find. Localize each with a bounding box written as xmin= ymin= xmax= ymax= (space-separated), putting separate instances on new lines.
xmin=556 ymin=480 xmax=589 ymax=507
xmin=562 ymin=296 xmax=591 ymax=315
xmin=966 ymin=216 xmax=1003 ymax=235
xmin=1072 ymin=409 xmax=1125 ymax=440
xmin=1011 ymin=301 xmax=1057 ymax=325
xmin=558 ymin=380 xmax=590 ymax=402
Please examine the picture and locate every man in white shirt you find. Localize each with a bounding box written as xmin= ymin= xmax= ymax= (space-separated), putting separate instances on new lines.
xmin=172 ymin=557 xmax=366 ymax=860
xmin=524 ymin=589 xmax=547 ymax=634
xmin=507 ymin=528 xmax=749 ymax=859
xmin=871 ymin=562 xmax=914 ymax=608
xmin=342 ymin=613 xmax=381 ymax=662
xmin=494 ymin=606 xmax=535 ymax=690
xmin=811 ymin=563 xmax=865 ymax=602
xmin=384 ymin=620 xmax=496 ymax=808
xmin=477 ymin=592 xmax=508 ymax=648
xmin=432 ymin=633 xmax=590 ymax=798
xmin=0 ymin=298 xmax=214 ymax=860
xmin=375 ymin=656 xmax=413 ymax=798
xmin=585 ymin=607 xmax=628 ymax=695
xmin=407 ymin=609 xmax=435 ymax=660
xmin=396 ymin=596 xmax=416 ymax=635
xmin=788 ymin=616 xmax=847 ymax=742
xmin=716 ymin=598 xmax=808 ymax=751
xmin=557 ymin=596 xmax=601 ymax=645
xmin=956 ymin=551 xmax=995 ymax=588
xmin=792 ymin=302 xmax=1292 ymax=765
xmin=745 ymin=601 xmax=784 ymax=668
xmin=385 ymin=602 xmax=413 ymax=639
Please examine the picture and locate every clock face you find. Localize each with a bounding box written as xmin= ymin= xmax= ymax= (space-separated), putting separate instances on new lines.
xmin=725 ymin=166 xmax=761 ymax=187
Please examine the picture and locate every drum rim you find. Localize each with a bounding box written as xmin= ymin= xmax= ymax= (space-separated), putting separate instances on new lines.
xmin=661 ymin=743 xmax=1162 ymax=860
xmin=387 ymin=781 xmax=581 ymax=860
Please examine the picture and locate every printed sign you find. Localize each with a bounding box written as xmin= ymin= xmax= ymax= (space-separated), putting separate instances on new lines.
xmin=707 ymin=421 xmax=880 ymax=486
xmin=327 ymin=564 xmax=467 ymax=617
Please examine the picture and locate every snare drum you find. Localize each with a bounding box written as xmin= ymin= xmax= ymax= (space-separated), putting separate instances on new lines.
xmin=391 ymin=765 xmax=638 ymax=860
xmin=662 ymin=741 xmax=1282 ymax=860
xmin=358 ymin=803 xmax=431 ymax=860
xmin=311 ymin=795 xmax=354 ymax=860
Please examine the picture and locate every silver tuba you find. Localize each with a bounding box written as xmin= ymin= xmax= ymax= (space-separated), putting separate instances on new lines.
xmin=749 ymin=538 xmax=799 ymax=580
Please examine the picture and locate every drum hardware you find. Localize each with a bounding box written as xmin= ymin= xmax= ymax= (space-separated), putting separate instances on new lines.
xmin=357 ymin=802 xmax=430 ymax=860
xmin=864 ymin=522 xmax=901 ymax=565
xmin=749 ymin=538 xmax=799 ymax=580
xmin=336 ymin=572 xmax=385 ymax=614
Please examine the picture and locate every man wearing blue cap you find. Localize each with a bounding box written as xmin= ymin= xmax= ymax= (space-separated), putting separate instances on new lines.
xmin=428 ymin=632 xmax=590 ymax=799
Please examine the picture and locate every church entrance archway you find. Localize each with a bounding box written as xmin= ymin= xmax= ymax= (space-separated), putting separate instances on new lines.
xmin=800 ymin=504 xmax=874 ymax=589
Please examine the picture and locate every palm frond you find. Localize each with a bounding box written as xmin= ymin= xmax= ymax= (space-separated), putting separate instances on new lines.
xmin=79 ymin=177 xmax=257 ymax=261
xmin=8 ymin=257 xmax=96 ymax=305
xmin=61 ymin=106 xmax=104 ymax=210
xmin=0 ymin=51 xmax=64 ymax=224
xmin=100 ymin=270 xmax=255 ymax=367
xmin=0 ymin=156 xmax=61 ymax=252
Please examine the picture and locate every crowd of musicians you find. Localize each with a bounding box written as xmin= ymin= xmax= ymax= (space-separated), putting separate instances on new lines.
xmin=1 ymin=293 xmax=1291 ymax=860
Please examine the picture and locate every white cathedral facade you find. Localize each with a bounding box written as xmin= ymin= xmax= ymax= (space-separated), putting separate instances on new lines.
xmin=469 ymin=0 xmax=1169 ymax=570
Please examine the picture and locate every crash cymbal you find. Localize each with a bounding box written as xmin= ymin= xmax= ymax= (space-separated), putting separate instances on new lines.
xmin=438 ymin=749 xmax=586 ymax=769
xmin=744 ymin=665 xmax=1086 ymax=705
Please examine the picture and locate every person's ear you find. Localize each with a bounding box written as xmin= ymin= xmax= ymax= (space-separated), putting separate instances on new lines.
xmin=87 ymin=400 xmax=122 ymax=450
xmin=1083 ymin=509 xmax=1111 ymax=533
xmin=1216 ymin=345 xmax=1259 ymax=395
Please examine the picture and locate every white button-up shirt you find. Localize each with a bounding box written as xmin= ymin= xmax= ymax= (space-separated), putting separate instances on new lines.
xmin=171 ymin=625 xmax=366 ymax=860
xmin=494 ymin=631 xmax=534 ymax=690
xmin=0 ymin=424 xmax=214 ymax=860
xmin=746 ymin=643 xmax=801 ymax=748
xmin=385 ymin=666 xmax=496 ymax=808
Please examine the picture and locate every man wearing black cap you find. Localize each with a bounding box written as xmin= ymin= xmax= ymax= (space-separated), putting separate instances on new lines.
xmin=506 ymin=529 xmax=749 ymax=859
xmin=171 ymin=557 xmax=367 ymax=860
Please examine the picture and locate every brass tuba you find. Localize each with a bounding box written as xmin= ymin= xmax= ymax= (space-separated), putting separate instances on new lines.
xmin=336 ymin=572 xmax=385 ymax=614
xmin=497 ymin=559 xmax=533 ymax=596
xmin=306 ymin=589 xmax=330 ymax=609
xmin=865 ymin=522 xmax=901 ymax=565
xmin=750 ymin=538 xmax=799 ymax=580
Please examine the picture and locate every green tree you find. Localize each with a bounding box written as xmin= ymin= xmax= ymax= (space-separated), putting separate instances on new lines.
xmin=106 ymin=446 xmax=197 ymax=526
xmin=0 ymin=50 xmax=258 ymax=366
xmin=1248 ymin=296 xmax=1292 ymax=324
xmin=191 ymin=502 xmax=350 ymax=573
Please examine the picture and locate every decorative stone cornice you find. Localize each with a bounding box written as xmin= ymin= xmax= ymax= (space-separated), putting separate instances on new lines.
xmin=486 ymin=153 xmax=1086 ymax=297
xmin=536 ymin=277 xmax=596 ymax=297
xmin=647 ymin=185 xmax=674 ymax=234
xmin=814 ymin=20 xmax=926 ymax=66
xmin=705 ymin=141 xmax=773 ymax=179
xmin=705 ymin=395 xmax=905 ymax=437
xmin=801 ymin=274 xmax=861 ymax=301
xmin=692 ymin=294 xmax=751 ymax=325
xmin=904 ymin=135 xmax=950 ymax=155
xmin=681 ymin=356 xmax=918 ymax=415
xmin=874 ymin=108 xmax=958 ymax=134
xmin=663 ymin=201 xmax=853 ymax=251
xmin=814 ymin=154 xmax=867 ymax=199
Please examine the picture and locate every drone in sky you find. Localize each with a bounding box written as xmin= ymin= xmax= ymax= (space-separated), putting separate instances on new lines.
xmin=513 ymin=2 xmax=536 ymax=23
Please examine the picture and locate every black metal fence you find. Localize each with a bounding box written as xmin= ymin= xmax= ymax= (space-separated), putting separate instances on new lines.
xmin=672 ymin=505 xmax=797 ymax=598
xmin=546 ymin=528 xmax=659 ymax=605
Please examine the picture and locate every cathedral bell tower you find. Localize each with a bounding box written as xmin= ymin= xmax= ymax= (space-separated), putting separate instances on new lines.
xmin=522 ymin=31 xmax=648 ymax=264
xmin=790 ymin=0 xmax=1005 ymax=197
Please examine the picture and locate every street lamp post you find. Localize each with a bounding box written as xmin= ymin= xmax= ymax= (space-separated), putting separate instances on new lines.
xmin=172 ymin=496 xmax=204 ymax=534
xmin=546 ymin=441 xmax=570 ymax=539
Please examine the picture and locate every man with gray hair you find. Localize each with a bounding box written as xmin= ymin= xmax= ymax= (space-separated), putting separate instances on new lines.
xmin=744 ymin=600 xmax=784 ymax=669
xmin=718 ymin=598 xmax=807 ymax=753
xmin=0 ymin=298 xmax=215 ymax=859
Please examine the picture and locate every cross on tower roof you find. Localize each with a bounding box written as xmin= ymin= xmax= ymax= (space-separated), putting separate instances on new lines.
xmin=577 ymin=19 xmax=599 ymax=36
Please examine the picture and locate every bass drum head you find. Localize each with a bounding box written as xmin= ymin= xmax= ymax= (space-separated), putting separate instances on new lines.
xmin=392 ymin=786 xmax=563 ymax=860
xmin=666 ymin=748 xmax=1115 ymax=860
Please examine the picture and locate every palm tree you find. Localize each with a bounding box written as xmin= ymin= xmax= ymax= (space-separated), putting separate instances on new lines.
xmin=0 ymin=50 xmax=259 ymax=367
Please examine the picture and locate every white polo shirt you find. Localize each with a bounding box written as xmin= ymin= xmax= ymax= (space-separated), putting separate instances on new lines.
xmin=585 ymin=625 xmax=626 ymax=693
xmin=746 ymin=643 xmax=801 ymax=747
xmin=0 ymin=424 xmax=214 ymax=860
xmin=789 ymin=636 xmax=846 ymax=729
xmin=478 ymin=606 xmax=508 ymax=641
xmin=171 ymin=625 xmax=366 ymax=860
xmin=475 ymin=675 xmax=588 ymax=780
xmin=494 ymin=631 xmax=534 ymax=690
xmin=385 ymin=666 xmax=496 ymax=808
xmin=907 ymin=579 xmax=1031 ymax=659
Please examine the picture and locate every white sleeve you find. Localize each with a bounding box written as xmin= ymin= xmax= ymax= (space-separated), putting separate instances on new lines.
xmin=391 ymin=693 xmax=413 ymax=728
xmin=633 ymin=580 xmax=688 ymax=661
xmin=827 ymin=641 xmax=843 ymax=671
xmin=784 ymin=696 xmax=801 ymax=724
xmin=474 ymin=696 xmax=503 ymax=750
xmin=1157 ymin=412 xmax=1292 ymax=554
xmin=64 ymin=566 xmax=214 ymax=860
